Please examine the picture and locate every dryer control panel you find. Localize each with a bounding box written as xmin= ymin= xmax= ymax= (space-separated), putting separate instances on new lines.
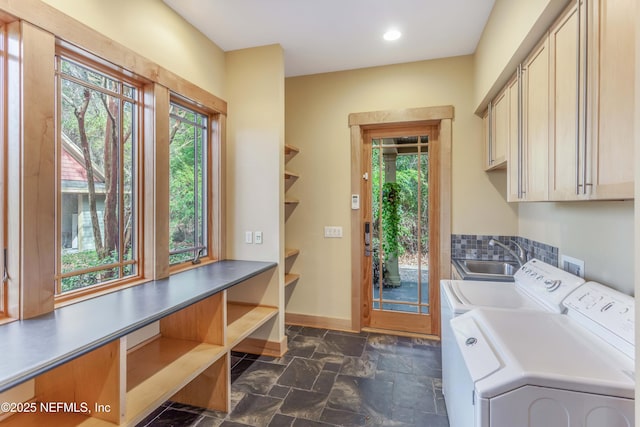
xmin=563 ymin=281 xmax=634 ymax=358
xmin=514 ymin=259 xmax=585 ymax=313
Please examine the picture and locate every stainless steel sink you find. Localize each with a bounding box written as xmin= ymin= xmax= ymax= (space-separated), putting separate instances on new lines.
xmin=452 ymin=259 xmax=518 ymax=281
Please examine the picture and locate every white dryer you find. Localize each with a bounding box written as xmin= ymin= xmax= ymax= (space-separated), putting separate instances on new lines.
xmin=440 ymin=259 xmax=585 ymax=427
xmin=450 ymin=281 xmax=634 ymax=427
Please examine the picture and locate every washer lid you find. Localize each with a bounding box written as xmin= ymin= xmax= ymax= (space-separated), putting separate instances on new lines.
xmin=443 ymin=280 xmax=543 ymax=315
xmin=452 ymin=308 xmax=635 ymax=399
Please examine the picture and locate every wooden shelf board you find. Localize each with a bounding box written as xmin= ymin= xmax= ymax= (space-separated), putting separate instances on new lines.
xmin=126 ymin=337 xmax=225 ymax=425
xmin=0 ymin=412 xmax=116 ymax=427
xmin=284 ymin=198 xmax=299 ymax=205
xmin=284 ymin=144 xmax=300 ymax=155
xmin=226 ymin=303 xmax=278 ymax=348
xmin=284 ymin=170 xmax=300 ymax=179
xmin=284 ymin=248 xmax=300 ymax=259
xmin=284 ymin=273 xmax=300 ymax=287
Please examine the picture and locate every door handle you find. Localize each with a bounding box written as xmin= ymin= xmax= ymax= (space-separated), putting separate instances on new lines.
xmin=364 ymin=222 xmax=371 ymax=257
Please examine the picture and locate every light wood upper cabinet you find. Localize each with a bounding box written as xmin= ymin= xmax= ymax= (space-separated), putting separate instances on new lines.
xmin=521 ymin=36 xmax=550 ymax=202
xmin=506 ymin=73 xmax=521 ymax=201
xmin=549 ymin=0 xmax=584 ymax=200
xmin=587 ymin=0 xmax=635 ymax=199
xmin=484 ymin=88 xmax=508 ymax=171
xmin=505 ymin=0 xmax=634 ymax=202
xmin=549 ymin=0 xmax=635 ymax=201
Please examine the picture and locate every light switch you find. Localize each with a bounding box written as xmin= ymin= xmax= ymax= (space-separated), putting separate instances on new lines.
xmin=245 ymin=231 xmax=253 ymax=244
xmin=324 ymin=226 xmax=343 ymax=238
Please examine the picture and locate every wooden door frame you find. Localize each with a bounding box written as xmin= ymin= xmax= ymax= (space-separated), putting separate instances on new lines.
xmin=349 ymin=106 xmax=453 ymax=337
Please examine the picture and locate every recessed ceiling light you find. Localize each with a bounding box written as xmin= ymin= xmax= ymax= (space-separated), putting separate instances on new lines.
xmin=383 ymin=29 xmax=402 ymax=41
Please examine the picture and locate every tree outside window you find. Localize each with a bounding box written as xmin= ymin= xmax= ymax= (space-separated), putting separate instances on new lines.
xmin=169 ymin=101 xmax=208 ymax=265
xmin=56 ymin=56 xmax=139 ymax=294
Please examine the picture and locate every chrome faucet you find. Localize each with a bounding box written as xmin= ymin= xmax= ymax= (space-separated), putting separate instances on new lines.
xmin=489 ymin=238 xmax=527 ymax=267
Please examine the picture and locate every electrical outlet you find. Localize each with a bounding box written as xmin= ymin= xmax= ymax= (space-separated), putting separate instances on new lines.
xmin=561 ymin=254 xmax=585 ymax=278
xmin=254 ymin=231 xmax=263 ymax=244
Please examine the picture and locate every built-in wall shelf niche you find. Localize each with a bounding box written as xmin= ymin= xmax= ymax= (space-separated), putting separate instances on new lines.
xmin=284 ymin=145 xmax=300 ymax=291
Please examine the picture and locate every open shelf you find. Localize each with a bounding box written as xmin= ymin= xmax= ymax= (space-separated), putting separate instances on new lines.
xmin=284 ymin=170 xmax=299 ymax=180
xmin=284 ymin=144 xmax=300 ymax=156
xmin=284 ymin=198 xmax=299 ymax=205
xmin=227 ymin=302 xmax=278 ymax=348
xmin=285 ymin=248 xmax=299 ymax=259
xmin=0 ymin=413 xmax=116 ymax=427
xmin=126 ymin=337 xmax=225 ymax=425
xmin=284 ymin=273 xmax=300 ymax=288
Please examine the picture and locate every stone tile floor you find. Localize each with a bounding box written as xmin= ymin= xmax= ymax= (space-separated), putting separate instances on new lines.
xmin=136 ymin=325 xmax=449 ymax=427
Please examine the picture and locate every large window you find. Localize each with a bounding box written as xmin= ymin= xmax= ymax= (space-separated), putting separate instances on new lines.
xmin=168 ymin=100 xmax=209 ymax=265
xmin=55 ymin=54 xmax=141 ymax=295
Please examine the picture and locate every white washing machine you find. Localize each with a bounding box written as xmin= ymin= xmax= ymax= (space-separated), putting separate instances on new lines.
xmin=440 ymin=259 xmax=585 ymax=427
xmin=449 ymin=281 xmax=634 ymax=427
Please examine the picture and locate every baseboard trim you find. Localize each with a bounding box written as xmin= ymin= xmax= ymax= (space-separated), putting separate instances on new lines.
xmin=232 ymin=336 xmax=287 ymax=358
xmin=285 ymin=312 xmax=356 ymax=333
xmin=361 ymin=327 xmax=440 ymax=341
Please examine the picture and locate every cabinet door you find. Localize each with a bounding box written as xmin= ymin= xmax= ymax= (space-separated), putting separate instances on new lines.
xmin=548 ymin=0 xmax=585 ymax=200
xmin=506 ymin=73 xmax=522 ymax=201
xmin=588 ymin=0 xmax=635 ymax=199
xmin=489 ymin=89 xmax=508 ymax=170
xmin=522 ymin=37 xmax=550 ymax=201
xmin=482 ymin=108 xmax=490 ymax=169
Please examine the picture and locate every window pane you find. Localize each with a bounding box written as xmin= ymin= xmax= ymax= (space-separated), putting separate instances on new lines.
xmin=169 ymin=101 xmax=208 ymax=265
xmin=57 ymin=57 xmax=138 ymax=294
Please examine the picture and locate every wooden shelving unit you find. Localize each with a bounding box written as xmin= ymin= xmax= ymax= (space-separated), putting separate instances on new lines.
xmin=126 ymin=338 xmax=226 ymax=425
xmin=227 ymin=302 xmax=279 ymax=347
xmin=0 ymin=265 xmax=281 ymax=427
xmin=283 ymin=144 xmax=300 ymax=290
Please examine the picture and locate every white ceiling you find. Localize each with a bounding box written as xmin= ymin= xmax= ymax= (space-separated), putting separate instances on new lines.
xmin=163 ymin=0 xmax=495 ymax=77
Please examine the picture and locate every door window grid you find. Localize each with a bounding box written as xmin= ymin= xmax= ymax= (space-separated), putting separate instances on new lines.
xmin=371 ymin=135 xmax=430 ymax=314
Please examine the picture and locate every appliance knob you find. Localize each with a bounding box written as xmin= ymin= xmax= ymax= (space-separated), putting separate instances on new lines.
xmin=465 ymin=337 xmax=478 ymax=347
xmin=546 ymin=279 xmax=562 ymax=291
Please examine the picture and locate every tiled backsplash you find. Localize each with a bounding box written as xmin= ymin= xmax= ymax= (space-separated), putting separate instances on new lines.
xmin=451 ymin=234 xmax=558 ymax=266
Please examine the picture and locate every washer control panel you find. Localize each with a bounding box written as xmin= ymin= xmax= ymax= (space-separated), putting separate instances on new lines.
xmin=514 ymin=259 xmax=585 ymax=313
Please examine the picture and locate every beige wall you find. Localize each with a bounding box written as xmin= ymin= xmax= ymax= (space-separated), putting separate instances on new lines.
xmin=519 ymin=202 xmax=634 ymax=294
xmin=225 ymin=45 xmax=286 ymax=342
xmin=41 ymin=0 xmax=227 ymax=97
xmin=285 ymin=56 xmax=517 ymax=322
xmin=474 ymin=0 xmax=569 ymax=112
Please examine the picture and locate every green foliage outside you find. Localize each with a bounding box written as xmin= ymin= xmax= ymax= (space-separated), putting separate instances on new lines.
xmin=381 ymin=182 xmax=402 ymax=260
xmin=372 ymin=147 xmax=429 ymax=263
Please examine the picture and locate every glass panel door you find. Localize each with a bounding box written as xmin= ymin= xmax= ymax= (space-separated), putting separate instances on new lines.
xmin=371 ymin=135 xmax=429 ymax=315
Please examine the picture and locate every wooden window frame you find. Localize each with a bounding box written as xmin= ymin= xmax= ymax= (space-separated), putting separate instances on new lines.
xmin=53 ymin=48 xmax=146 ymax=302
xmin=167 ymin=95 xmax=218 ymax=271
xmin=0 ymin=1 xmax=227 ymax=319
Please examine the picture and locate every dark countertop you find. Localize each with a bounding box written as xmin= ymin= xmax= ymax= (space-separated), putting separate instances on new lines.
xmin=0 ymin=259 xmax=276 ymax=393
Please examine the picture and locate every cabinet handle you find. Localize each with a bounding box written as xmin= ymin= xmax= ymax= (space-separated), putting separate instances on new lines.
xmin=517 ymin=64 xmax=524 ymax=198
xmin=581 ymin=0 xmax=590 ymax=194
xmin=575 ymin=0 xmax=582 ymax=195
xmin=488 ymin=101 xmax=493 ymax=166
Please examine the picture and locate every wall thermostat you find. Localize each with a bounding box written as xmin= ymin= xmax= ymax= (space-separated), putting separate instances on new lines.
xmin=351 ymin=194 xmax=360 ymax=210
